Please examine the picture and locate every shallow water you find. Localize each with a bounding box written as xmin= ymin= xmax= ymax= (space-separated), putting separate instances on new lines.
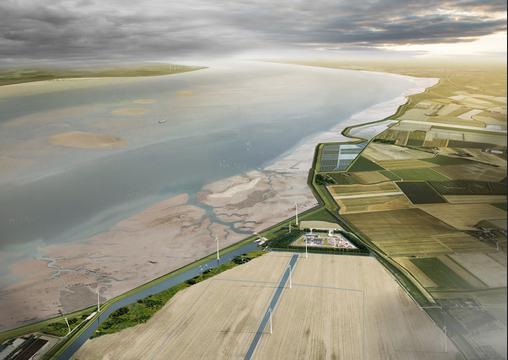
xmin=0 ymin=62 xmax=416 ymax=257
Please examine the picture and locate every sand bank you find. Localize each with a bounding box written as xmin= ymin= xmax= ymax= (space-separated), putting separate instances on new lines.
xmin=48 ymin=131 xmax=127 ymax=149
xmin=111 ymin=108 xmax=149 ymax=116
xmin=132 ymin=98 xmax=157 ymax=104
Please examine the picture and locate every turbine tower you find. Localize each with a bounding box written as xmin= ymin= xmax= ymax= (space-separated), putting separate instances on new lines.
xmin=97 ymin=287 xmax=101 ymax=313
xmin=215 ymin=236 xmax=220 ymax=263
xmin=295 ymin=202 xmax=299 ymax=227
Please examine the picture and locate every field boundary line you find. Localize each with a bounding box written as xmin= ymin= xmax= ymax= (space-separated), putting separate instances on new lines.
xmin=243 ymin=254 xmax=299 ymax=360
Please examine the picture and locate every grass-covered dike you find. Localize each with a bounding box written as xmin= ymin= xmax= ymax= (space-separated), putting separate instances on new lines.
xmin=92 ymin=251 xmax=264 ymax=337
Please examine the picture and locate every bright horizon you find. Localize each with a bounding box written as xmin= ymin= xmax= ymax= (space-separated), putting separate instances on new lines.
xmin=0 ymin=0 xmax=506 ymax=66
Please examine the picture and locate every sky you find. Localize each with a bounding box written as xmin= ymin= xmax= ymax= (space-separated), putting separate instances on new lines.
xmin=0 ymin=0 xmax=506 ymax=65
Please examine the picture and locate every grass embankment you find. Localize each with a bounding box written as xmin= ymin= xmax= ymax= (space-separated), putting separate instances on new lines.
xmin=0 ymin=307 xmax=97 ymax=343
xmin=93 ymin=251 xmax=264 ymax=337
xmin=0 ymin=63 xmax=205 ymax=86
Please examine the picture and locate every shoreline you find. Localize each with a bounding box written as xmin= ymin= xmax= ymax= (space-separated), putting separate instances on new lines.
xmin=0 ymin=69 xmax=439 ymax=331
xmin=264 ymin=74 xmax=438 ymax=171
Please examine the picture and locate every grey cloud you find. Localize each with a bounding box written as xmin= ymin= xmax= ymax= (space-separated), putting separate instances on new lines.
xmin=0 ymin=0 xmax=505 ymax=64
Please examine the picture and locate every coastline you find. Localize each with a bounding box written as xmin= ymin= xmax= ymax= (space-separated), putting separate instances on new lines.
xmin=264 ymin=74 xmax=438 ymax=171
xmin=0 ymin=70 xmax=439 ymax=331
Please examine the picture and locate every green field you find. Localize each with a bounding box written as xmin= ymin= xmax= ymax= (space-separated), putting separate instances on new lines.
xmin=348 ymin=156 xmax=384 ymax=172
xmin=378 ymin=170 xmax=402 ymax=181
xmin=406 ymin=130 xmax=426 ymax=147
xmin=411 ymin=257 xmax=475 ymax=290
xmin=492 ymin=202 xmax=507 ymax=210
xmin=391 ymin=168 xmax=449 ymax=181
xmin=299 ymin=207 xmax=338 ymax=223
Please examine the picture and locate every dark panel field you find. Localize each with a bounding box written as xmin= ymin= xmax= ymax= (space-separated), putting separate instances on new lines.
xmin=396 ymin=181 xmax=446 ymax=204
xmin=348 ymin=156 xmax=384 ymax=172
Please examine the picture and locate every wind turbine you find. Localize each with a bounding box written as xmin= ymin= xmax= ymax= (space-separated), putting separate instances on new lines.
xmin=97 ymin=287 xmax=101 ymax=313
xmin=295 ymin=202 xmax=299 ymax=227
xmin=59 ymin=310 xmax=71 ymax=336
xmin=215 ymin=236 xmax=220 ymax=264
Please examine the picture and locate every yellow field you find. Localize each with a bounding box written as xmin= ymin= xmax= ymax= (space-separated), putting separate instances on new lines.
xmin=444 ymin=195 xmax=507 ymax=204
xmin=75 ymin=252 xmax=459 ymax=360
xmin=377 ymin=159 xmax=437 ymax=170
xmin=432 ymin=233 xmax=493 ymax=253
xmin=344 ymin=208 xmax=491 ymax=256
xmin=75 ymin=253 xmax=291 ymax=360
xmin=336 ymin=194 xmax=413 ymax=214
xmin=351 ymin=171 xmax=391 ymax=184
xmin=253 ymin=254 xmax=458 ymax=360
xmin=363 ymin=143 xmax=435 ymax=162
xmin=328 ymin=182 xmax=399 ymax=196
xmin=417 ymin=203 xmax=507 ymax=230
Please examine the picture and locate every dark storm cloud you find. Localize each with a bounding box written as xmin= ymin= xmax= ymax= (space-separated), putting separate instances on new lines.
xmin=0 ymin=0 xmax=505 ymax=63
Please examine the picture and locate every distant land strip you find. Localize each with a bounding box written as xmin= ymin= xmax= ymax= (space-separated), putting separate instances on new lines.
xmin=0 ymin=63 xmax=206 ymax=86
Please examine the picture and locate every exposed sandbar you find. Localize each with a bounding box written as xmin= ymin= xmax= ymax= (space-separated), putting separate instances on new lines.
xmin=48 ymin=131 xmax=127 ymax=149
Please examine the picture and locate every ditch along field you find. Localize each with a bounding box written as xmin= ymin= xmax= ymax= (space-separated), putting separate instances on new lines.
xmin=74 ymin=252 xmax=460 ymax=360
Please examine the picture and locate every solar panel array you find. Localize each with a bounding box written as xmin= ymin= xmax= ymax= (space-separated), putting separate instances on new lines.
xmin=319 ymin=143 xmax=366 ymax=171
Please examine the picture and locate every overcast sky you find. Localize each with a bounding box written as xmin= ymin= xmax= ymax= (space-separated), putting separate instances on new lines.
xmin=0 ymin=0 xmax=506 ymax=65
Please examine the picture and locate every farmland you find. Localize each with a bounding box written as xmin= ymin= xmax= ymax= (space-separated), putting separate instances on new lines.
xmin=431 ymin=163 xmax=507 ymax=182
xmin=410 ymin=257 xmax=479 ymax=290
xmin=328 ymin=182 xmax=399 ymax=196
xmin=75 ymin=253 xmax=291 ymax=360
xmin=347 ymin=155 xmax=384 ymax=172
xmin=429 ymin=180 xmax=507 ymax=196
xmin=335 ymin=194 xmax=413 ymax=214
xmin=75 ymin=252 xmax=460 ymax=360
xmin=450 ymin=253 xmax=507 ymax=288
xmin=417 ymin=203 xmax=506 ymax=230
xmin=301 ymin=59 xmax=506 ymax=360
xmin=396 ymin=181 xmax=447 ymax=204
xmin=391 ymin=168 xmax=450 ymax=181
xmin=341 ymin=195 xmax=496 ymax=256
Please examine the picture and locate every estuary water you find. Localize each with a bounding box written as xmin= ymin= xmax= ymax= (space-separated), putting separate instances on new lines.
xmin=0 ymin=62 xmax=418 ymax=264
